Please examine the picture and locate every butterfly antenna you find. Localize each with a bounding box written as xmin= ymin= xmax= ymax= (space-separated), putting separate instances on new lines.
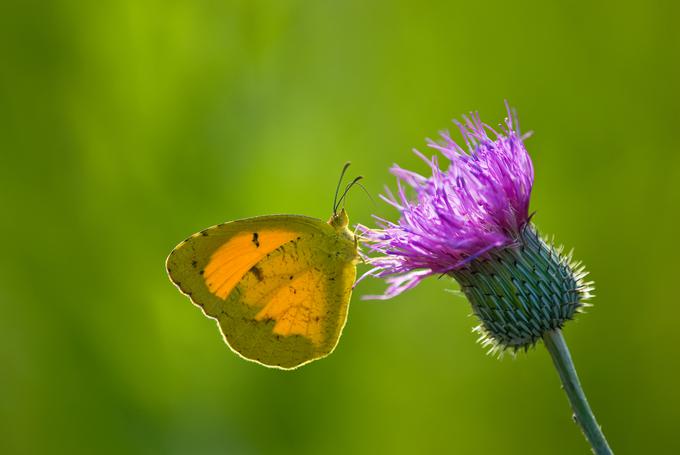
xmin=354 ymin=182 xmax=377 ymax=209
xmin=333 ymin=162 xmax=352 ymax=215
xmin=337 ymin=176 xmax=364 ymax=210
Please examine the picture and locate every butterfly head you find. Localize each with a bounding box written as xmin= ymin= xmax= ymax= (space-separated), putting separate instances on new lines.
xmin=329 ymin=208 xmax=358 ymax=261
xmin=329 ymin=208 xmax=350 ymax=230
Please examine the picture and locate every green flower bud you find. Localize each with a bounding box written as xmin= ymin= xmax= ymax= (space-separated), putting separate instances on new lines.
xmin=450 ymin=226 xmax=593 ymax=354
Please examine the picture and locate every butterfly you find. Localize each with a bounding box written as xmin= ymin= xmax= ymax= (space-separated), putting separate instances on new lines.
xmin=166 ymin=164 xmax=361 ymax=369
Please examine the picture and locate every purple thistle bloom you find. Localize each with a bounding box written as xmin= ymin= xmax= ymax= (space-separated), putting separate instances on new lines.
xmin=359 ymin=104 xmax=534 ymax=299
xmin=357 ymin=104 xmax=611 ymax=452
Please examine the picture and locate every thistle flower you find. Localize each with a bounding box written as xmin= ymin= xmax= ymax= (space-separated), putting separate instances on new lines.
xmin=360 ymin=104 xmax=591 ymax=351
xmin=359 ymin=104 xmax=612 ymax=454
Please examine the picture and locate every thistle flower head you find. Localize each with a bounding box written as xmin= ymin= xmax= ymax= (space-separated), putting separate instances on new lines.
xmin=360 ymin=105 xmax=593 ymax=353
xmin=360 ymin=104 xmax=533 ymax=298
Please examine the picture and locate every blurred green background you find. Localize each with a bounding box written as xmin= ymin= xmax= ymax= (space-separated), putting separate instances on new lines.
xmin=1 ymin=0 xmax=679 ymax=453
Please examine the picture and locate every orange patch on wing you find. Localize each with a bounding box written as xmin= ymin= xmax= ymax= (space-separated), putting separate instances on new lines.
xmin=204 ymin=230 xmax=298 ymax=299
xmin=254 ymin=269 xmax=325 ymax=346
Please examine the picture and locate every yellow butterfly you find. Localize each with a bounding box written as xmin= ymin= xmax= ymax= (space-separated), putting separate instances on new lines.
xmin=166 ymin=165 xmax=361 ymax=369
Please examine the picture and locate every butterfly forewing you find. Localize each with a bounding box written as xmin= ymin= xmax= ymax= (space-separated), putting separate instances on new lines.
xmin=166 ymin=215 xmax=357 ymax=369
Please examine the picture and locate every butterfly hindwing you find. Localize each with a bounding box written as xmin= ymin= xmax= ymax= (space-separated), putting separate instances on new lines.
xmin=166 ymin=214 xmax=357 ymax=369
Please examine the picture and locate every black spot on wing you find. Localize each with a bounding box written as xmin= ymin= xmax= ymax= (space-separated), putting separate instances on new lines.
xmin=252 ymin=232 xmax=260 ymax=247
xmin=251 ymin=265 xmax=264 ymax=281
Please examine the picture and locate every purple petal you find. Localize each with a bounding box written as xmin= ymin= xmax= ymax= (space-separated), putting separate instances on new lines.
xmin=360 ymin=104 xmax=534 ymax=299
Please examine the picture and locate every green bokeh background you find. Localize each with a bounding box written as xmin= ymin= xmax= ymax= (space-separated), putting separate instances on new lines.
xmin=2 ymin=1 xmax=679 ymax=454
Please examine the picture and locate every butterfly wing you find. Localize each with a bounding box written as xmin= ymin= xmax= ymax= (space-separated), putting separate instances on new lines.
xmin=166 ymin=215 xmax=358 ymax=369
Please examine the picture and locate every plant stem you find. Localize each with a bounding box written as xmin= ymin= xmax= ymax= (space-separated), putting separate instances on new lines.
xmin=542 ymin=329 xmax=613 ymax=455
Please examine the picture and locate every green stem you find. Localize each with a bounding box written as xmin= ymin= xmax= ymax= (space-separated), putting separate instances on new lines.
xmin=542 ymin=329 xmax=613 ymax=455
